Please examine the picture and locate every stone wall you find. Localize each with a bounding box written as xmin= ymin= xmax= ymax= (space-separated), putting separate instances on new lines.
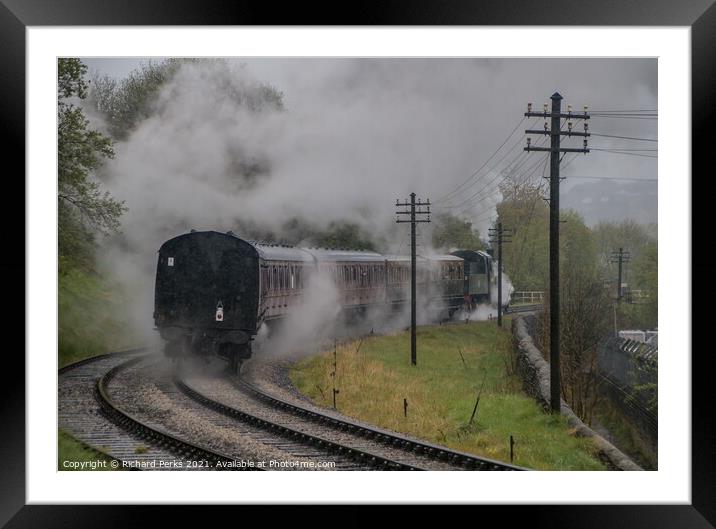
xmin=511 ymin=314 xmax=643 ymax=471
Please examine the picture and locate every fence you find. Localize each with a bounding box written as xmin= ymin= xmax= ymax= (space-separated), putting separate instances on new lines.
xmin=597 ymin=337 xmax=657 ymax=449
xmin=510 ymin=291 xmax=544 ymax=305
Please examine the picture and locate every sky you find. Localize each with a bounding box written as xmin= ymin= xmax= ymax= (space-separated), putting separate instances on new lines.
xmin=81 ymin=57 xmax=658 ymax=236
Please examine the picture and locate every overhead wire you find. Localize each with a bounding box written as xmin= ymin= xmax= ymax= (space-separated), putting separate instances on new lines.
xmin=590 ymin=149 xmax=658 ymax=159
xmin=433 ymin=116 xmax=529 ymax=205
xmin=590 ymin=133 xmax=657 ymax=142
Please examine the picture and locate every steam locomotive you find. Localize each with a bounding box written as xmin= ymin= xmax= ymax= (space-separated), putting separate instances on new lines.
xmin=153 ymin=230 xmax=493 ymax=371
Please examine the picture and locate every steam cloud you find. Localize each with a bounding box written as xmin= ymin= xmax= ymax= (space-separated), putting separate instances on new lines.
xmin=85 ymin=58 xmax=655 ymax=350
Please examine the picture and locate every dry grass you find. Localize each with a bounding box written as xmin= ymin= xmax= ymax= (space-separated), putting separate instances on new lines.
xmin=291 ymin=322 xmax=606 ymax=470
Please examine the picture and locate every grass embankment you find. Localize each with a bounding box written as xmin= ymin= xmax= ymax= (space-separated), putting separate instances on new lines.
xmin=593 ymin=400 xmax=657 ymax=470
xmin=291 ymin=322 xmax=605 ymax=470
xmin=58 ymin=267 xmax=141 ymax=368
xmin=58 ymin=429 xmax=120 ymax=471
xmin=59 ymin=266 xmax=142 ymax=466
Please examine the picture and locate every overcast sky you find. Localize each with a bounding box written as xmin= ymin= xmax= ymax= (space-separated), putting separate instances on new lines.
xmin=81 ymin=57 xmax=658 ymax=230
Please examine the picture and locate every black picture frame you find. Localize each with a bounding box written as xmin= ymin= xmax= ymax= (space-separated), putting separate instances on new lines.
xmin=3 ymin=1 xmax=710 ymax=527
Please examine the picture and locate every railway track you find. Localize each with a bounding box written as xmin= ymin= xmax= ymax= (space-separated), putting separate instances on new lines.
xmin=178 ymin=367 xmax=523 ymax=471
xmin=59 ymin=349 xmax=234 ymax=470
xmin=105 ymin=356 xmax=415 ymax=470
xmin=60 ymin=350 xmax=523 ymax=471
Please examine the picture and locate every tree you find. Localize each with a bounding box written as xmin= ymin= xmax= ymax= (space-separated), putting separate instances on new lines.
xmin=616 ymin=240 xmax=658 ymax=330
xmin=90 ymin=59 xmax=182 ymax=140
xmin=558 ymin=267 xmax=612 ymax=423
xmin=90 ymin=58 xmax=284 ymax=141
xmin=495 ymin=181 xmax=549 ymax=290
xmin=431 ymin=213 xmax=484 ymax=251
xmin=58 ymin=58 xmax=126 ymax=269
xmin=593 ymin=219 xmax=654 ymax=272
xmin=538 ymin=209 xmax=610 ymax=424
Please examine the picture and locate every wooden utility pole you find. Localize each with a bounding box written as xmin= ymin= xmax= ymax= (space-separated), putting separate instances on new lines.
xmin=611 ymin=248 xmax=631 ymax=302
xmin=396 ymin=193 xmax=431 ymax=365
xmin=489 ymin=222 xmax=512 ymax=327
xmin=524 ymin=93 xmax=590 ymax=413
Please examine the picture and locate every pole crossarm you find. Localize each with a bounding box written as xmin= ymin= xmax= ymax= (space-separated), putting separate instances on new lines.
xmin=524 ymin=147 xmax=590 ymax=153
xmin=525 ymin=129 xmax=591 ymax=137
xmin=524 ymin=111 xmax=590 ymax=120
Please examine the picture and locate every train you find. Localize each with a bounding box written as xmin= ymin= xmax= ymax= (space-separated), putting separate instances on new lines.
xmin=153 ymin=230 xmax=494 ymax=371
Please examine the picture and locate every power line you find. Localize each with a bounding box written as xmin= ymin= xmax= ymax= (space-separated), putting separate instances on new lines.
xmin=589 ymin=115 xmax=657 ymax=120
xmin=588 ymin=109 xmax=657 ymax=113
xmin=564 ymin=175 xmax=657 ymax=182
xmin=443 ymin=124 xmax=555 ymax=211
xmin=434 ymin=116 xmax=528 ymax=204
xmin=449 ymin=150 xmax=549 ymax=213
xmin=590 ymin=133 xmax=657 ymax=142
xmin=590 ymin=147 xmax=658 ymax=152
xmin=437 ymin=146 xmax=534 ymax=210
xmin=591 ymin=149 xmax=658 ymax=158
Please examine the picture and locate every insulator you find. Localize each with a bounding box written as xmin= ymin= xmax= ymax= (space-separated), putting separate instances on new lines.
xmin=544 ymin=122 xmax=548 ymax=131
xmin=584 ymin=105 xmax=588 ymax=112
xmin=583 ymin=139 xmax=588 ymax=147
xmin=567 ymin=104 xmax=572 ymax=113
xmin=527 ymin=138 xmax=531 ymax=147
xmin=584 ymin=122 xmax=589 ymax=131
xmin=527 ymin=102 xmax=532 ymax=112
xmin=568 ymin=122 xmax=573 ymax=131
xmin=543 ymin=103 xmax=548 ymax=113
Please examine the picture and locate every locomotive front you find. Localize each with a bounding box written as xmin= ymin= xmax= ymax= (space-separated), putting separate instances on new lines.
xmin=154 ymin=230 xmax=260 ymax=369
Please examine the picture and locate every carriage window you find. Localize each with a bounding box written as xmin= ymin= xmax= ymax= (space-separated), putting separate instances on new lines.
xmin=290 ymin=266 xmax=295 ymax=289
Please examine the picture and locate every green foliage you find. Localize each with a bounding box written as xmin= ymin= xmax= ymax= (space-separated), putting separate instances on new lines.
xmin=58 ymin=58 xmax=126 ymax=270
xmin=242 ymin=217 xmax=378 ymax=251
xmin=612 ymin=239 xmax=657 ymax=329
xmin=58 ymin=429 xmax=120 ymax=471
xmin=58 ymin=266 xmax=141 ymax=367
xmin=91 ymin=58 xmax=285 ymax=141
xmin=592 ymin=400 xmax=656 ymax=469
xmin=90 ymin=59 xmax=182 ymax=140
xmin=311 ymin=221 xmax=377 ymax=251
xmin=632 ymin=241 xmax=657 ymax=326
xmin=495 ymin=182 xmax=549 ymax=290
xmin=561 ymin=209 xmax=598 ymax=275
xmin=431 ymin=213 xmax=484 ymax=251
xmin=291 ymin=322 xmax=605 ymax=470
xmin=593 ymin=220 xmax=655 ymax=273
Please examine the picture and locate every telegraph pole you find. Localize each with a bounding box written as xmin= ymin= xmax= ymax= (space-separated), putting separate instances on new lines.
xmin=524 ymin=93 xmax=590 ymax=413
xmin=610 ymin=248 xmax=631 ymax=302
xmin=396 ymin=193 xmax=431 ymax=366
xmin=488 ymin=222 xmax=512 ymax=327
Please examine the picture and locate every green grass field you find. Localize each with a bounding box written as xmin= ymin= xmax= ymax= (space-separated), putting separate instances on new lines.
xmin=58 ymin=429 xmax=120 ymax=471
xmin=291 ymin=322 xmax=606 ymax=470
xmin=58 ymin=266 xmax=142 ymax=464
xmin=58 ymin=267 xmax=141 ymax=368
